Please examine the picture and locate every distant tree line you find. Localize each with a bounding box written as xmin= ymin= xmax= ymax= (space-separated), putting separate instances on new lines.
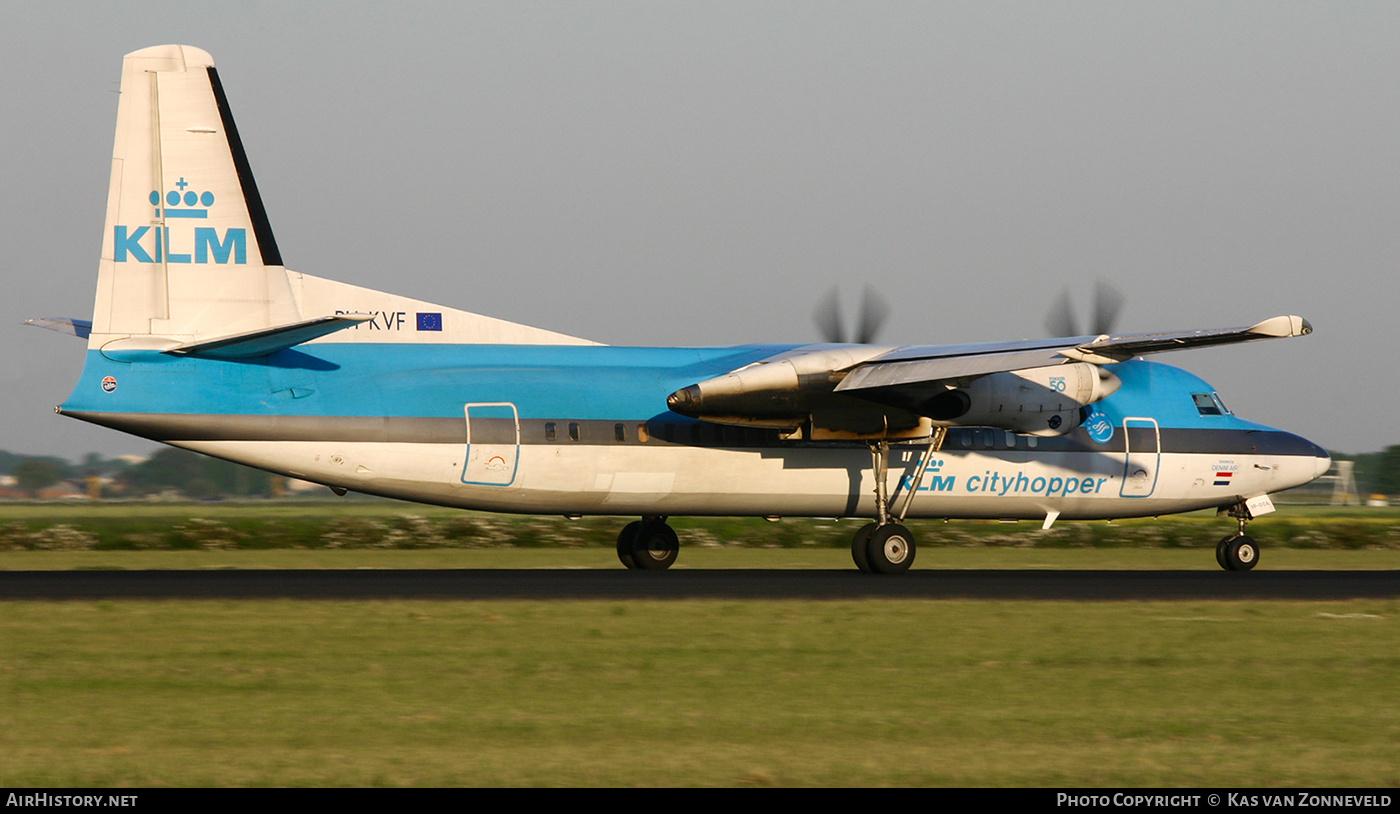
xmin=1344 ymin=446 xmax=1400 ymax=497
xmin=118 ymin=448 xmax=283 ymax=498
xmin=1 ymin=448 xmax=282 ymax=499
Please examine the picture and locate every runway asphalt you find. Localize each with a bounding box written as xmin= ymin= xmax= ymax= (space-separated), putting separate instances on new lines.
xmin=1 ymin=568 xmax=1397 ymax=600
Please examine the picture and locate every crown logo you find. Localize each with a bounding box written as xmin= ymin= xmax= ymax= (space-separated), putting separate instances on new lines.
xmin=148 ymin=178 xmax=215 ymax=218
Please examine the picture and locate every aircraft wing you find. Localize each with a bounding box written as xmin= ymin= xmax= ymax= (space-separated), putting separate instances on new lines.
xmin=668 ymin=315 xmax=1311 ymax=438
xmin=837 ymin=315 xmax=1312 ymax=392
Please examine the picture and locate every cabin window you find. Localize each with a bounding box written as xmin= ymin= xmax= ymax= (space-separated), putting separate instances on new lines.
xmin=637 ymin=425 xmax=650 ymax=443
xmin=1005 ymin=431 xmax=1016 ymax=448
xmin=1192 ymin=392 xmax=1232 ymax=416
xmin=615 ymin=423 xmax=626 ymax=442
xmin=544 ymin=422 xmax=557 ymax=442
xmin=664 ymin=424 xmax=676 ymax=443
xmin=568 ymin=422 xmax=581 ymax=442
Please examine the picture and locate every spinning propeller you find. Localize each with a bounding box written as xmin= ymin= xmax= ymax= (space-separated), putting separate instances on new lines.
xmin=814 ymin=285 xmax=891 ymax=345
xmin=1044 ymin=279 xmax=1125 ymax=338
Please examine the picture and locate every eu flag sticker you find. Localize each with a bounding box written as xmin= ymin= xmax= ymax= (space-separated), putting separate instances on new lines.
xmin=416 ymin=312 xmax=443 ymax=331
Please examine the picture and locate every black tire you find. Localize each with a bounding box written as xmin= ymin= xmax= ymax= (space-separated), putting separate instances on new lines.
xmin=866 ymin=523 xmax=916 ymax=574
xmin=850 ymin=523 xmax=878 ymax=573
xmin=1224 ymin=535 xmax=1259 ymax=572
xmin=616 ymin=521 xmax=643 ymax=569
xmin=632 ymin=520 xmax=679 ymax=570
xmin=1216 ymin=535 xmax=1233 ymax=571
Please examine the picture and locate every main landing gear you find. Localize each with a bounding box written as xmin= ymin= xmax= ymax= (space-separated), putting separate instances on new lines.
xmin=851 ymin=521 xmax=917 ymax=574
xmin=615 ymin=429 xmax=946 ymax=574
xmin=616 ymin=517 xmax=679 ymax=570
xmin=1216 ymin=502 xmax=1260 ymax=571
xmin=850 ymin=429 xmax=945 ymax=574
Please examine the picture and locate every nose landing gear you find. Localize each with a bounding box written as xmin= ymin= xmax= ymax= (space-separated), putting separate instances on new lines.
xmin=1216 ymin=533 xmax=1259 ymax=571
xmin=1217 ymin=501 xmax=1261 ymax=571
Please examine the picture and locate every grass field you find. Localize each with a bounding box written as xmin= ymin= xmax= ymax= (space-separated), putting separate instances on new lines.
xmin=1 ymin=502 xmax=1397 ymax=787
xmin=2 ymin=597 xmax=1397 ymax=786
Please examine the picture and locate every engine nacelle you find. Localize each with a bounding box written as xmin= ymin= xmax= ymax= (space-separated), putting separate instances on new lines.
xmin=925 ymin=363 xmax=1120 ymax=437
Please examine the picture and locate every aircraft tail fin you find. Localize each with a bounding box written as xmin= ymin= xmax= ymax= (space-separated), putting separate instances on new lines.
xmin=91 ymin=45 xmax=593 ymax=352
xmin=93 ymin=45 xmax=294 ymax=345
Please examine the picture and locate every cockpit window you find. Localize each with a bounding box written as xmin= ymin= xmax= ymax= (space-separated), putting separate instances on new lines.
xmin=1192 ymin=392 xmax=1232 ymax=416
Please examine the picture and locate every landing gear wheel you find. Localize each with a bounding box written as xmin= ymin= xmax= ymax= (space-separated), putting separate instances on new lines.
xmin=632 ymin=520 xmax=679 ymax=570
xmin=1216 ymin=535 xmax=1233 ymax=570
xmin=616 ymin=521 xmax=644 ymax=569
xmin=1222 ymin=534 xmax=1259 ymax=572
xmin=850 ymin=523 xmax=878 ymax=573
xmin=866 ymin=523 xmax=916 ymax=574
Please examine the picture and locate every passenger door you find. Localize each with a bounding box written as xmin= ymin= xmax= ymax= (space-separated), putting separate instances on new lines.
xmin=462 ymin=402 xmax=520 ymax=487
xmin=1119 ymin=416 xmax=1160 ymax=498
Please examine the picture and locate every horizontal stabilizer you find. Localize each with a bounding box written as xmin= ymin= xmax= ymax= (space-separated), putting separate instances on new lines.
xmin=165 ymin=314 xmax=374 ymax=359
xmin=25 ymin=318 xmax=93 ymax=339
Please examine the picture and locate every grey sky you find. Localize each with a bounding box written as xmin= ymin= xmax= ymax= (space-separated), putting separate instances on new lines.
xmin=3 ymin=1 xmax=1397 ymax=460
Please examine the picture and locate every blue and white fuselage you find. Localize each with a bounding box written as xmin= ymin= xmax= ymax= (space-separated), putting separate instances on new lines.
xmin=61 ymin=345 xmax=1327 ymax=521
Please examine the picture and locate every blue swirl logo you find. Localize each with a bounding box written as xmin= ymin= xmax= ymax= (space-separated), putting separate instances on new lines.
xmin=1084 ymin=406 xmax=1114 ymax=444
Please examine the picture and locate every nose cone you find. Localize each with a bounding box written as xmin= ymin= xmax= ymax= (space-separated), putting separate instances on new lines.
xmin=1311 ymin=443 xmax=1332 ymax=481
xmin=1096 ymin=368 xmax=1122 ymax=401
xmin=1263 ymin=431 xmax=1331 ymax=490
xmin=667 ymin=385 xmax=703 ymax=417
xmin=1284 ymin=433 xmax=1331 ymax=486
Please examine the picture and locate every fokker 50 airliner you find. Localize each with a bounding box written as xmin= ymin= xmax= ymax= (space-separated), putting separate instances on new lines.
xmin=37 ymin=45 xmax=1330 ymax=573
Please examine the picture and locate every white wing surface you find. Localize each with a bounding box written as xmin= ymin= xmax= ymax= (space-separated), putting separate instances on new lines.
xmin=668 ymin=316 xmax=1312 ymax=439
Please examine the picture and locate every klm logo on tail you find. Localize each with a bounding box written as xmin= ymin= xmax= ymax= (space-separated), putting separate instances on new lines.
xmin=114 ymin=178 xmax=246 ymax=264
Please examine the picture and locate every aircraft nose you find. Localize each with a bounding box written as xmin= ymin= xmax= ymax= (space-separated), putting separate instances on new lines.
xmin=1312 ymin=445 xmax=1332 ymax=480
xmin=1273 ymin=432 xmax=1330 ymax=487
